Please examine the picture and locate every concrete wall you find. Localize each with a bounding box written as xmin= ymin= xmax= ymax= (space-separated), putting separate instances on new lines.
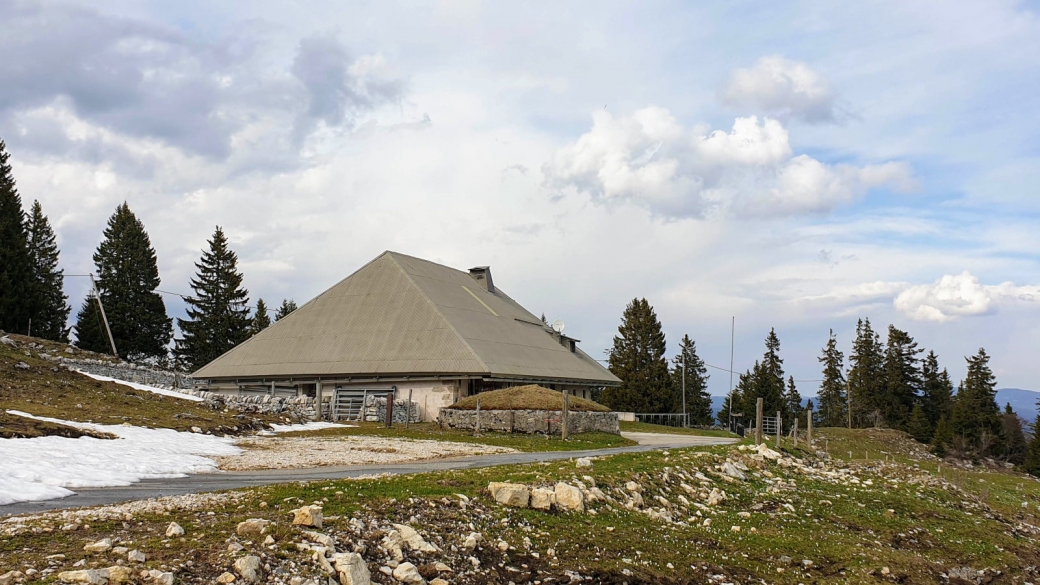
xmin=438 ymin=408 xmax=620 ymax=435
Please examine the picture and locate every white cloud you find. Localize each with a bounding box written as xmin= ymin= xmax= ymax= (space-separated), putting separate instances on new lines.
xmin=894 ymin=271 xmax=1040 ymax=322
xmin=719 ymin=55 xmax=839 ymax=123
xmin=542 ymin=108 xmax=913 ymax=218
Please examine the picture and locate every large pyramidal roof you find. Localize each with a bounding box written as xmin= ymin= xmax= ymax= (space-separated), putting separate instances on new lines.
xmin=193 ymin=251 xmax=620 ymax=385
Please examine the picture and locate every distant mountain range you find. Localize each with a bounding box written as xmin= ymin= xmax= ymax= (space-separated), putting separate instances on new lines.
xmin=708 ymin=388 xmax=1038 ymax=425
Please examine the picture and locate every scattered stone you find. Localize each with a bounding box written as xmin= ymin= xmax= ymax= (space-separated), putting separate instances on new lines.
xmin=127 ymin=550 xmax=146 ymax=563
xmin=554 ymin=482 xmax=585 ymax=512
xmin=393 ymin=524 xmax=439 ymax=553
xmin=234 ymin=555 xmax=263 ymax=584
xmin=292 ymin=505 xmax=324 ymax=528
xmin=14 ymin=361 xmax=29 ymax=370
xmin=530 ymin=487 xmax=556 ymax=511
xmin=155 ymin=573 xmax=174 ymax=585
xmin=433 ymin=563 xmax=451 ymax=573
xmin=216 ymin=572 xmax=237 ymax=584
xmin=236 ymin=518 xmax=272 ymax=537
xmin=56 ymin=569 xmax=107 ymax=584
xmin=84 ymin=538 xmax=113 ymax=553
xmin=430 ymin=580 xmax=448 ymax=585
xmin=462 ymin=532 xmax=481 ymax=552
xmin=165 ymin=522 xmax=185 ymax=537
xmin=488 ymin=482 xmax=530 ymax=507
xmin=576 ymin=457 xmax=592 ymax=468
xmin=391 ymin=563 xmax=424 ymax=584
xmin=707 ymin=488 xmax=726 ymax=506
xmin=104 ymin=566 xmax=132 ymax=584
xmin=263 ymin=535 xmax=276 ymax=545
xmin=625 ymin=481 xmax=641 ymax=492
xmin=303 ymin=531 xmax=336 ymax=549
xmin=331 ymin=552 xmax=370 ymax=585
xmin=721 ymin=461 xmax=747 ymax=481
xmin=731 ymin=526 xmax=741 ymax=532
xmin=497 ymin=540 xmax=510 ymax=552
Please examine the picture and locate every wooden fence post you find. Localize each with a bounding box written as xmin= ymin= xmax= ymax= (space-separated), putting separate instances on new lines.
xmin=776 ymin=411 xmax=781 ymax=448
xmin=807 ymin=406 xmax=813 ymax=448
xmin=475 ymin=398 xmax=481 ymax=435
xmin=755 ymin=398 xmax=763 ymax=445
xmin=385 ymin=390 xmax=394 ymax=428
xmin=793 ymin=418 xmax=799 ymax=448
xmin=562 ymin=390 xmax=570 ymax=441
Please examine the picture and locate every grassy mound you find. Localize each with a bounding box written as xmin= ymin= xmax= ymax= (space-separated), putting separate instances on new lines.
xmin=447 ymin=385 xmax=609 ymax=412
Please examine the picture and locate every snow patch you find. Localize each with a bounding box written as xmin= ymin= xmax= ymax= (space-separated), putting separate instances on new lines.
xmin=259 ymin=421 xmax=354 ymax=436
xmin=75 ymin=370 xmax=204 ymax=401
xmin=0 ymin=411 xmax=240 ymax=506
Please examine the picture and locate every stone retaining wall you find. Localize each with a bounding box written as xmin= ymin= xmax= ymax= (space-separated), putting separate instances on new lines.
xmin=438 ymin=409 xmax=619 ymax=435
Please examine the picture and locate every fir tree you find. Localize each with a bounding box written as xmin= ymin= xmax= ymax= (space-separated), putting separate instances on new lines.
xmin=0 ymin=138 xmax=33 ymax=334
xmin=275 ymin=299 xmax=298 ymax=321
xmin=784 ymin=376 xmax=803 ymax=428
xmin=1001 ymin=404 xmax=1027 ymax=466
xmin=73 ymin=203 xmax=171 ymax=359
xmin=250 ymin=298 xmax=272 ymax=336
xmin=931 ymin=415 xmax=952 ymax=458
xmin=908 ymin=402 xmax=933 ymax=444
xmin=1024 ymin=416 xmax=1040 ymax=477
xmin=848 ymin=318 xmax=886 ymax=428
xmin=921 ymin=351 xmax=954 ymax=428
xmin=669 ymin=334 xmax=712 ymax=425
xmin=717 ymin=392 xmax=734 ymax=427
xmin=175 ymin=227 xmax=252 ymax=370
xmin=949 ymin=348 xmax=1004 ymax=458
xmin=540 ymin=313 xmax=548 ymax=325
xmin=737 ymin=329 xmax=785 ymax=420
xmin=817 ymin=329 xmax=848 ymax=427
xmin=601 ymin=298 xmax=671 ymax=413
xmin=72 ymin=294 xmax=109 ymax=353
xmin=26 ymin=200 xmax=70 ymax=341
xmin=720 ymin=369 xmax=754 ymax=430
xmin=882 ymin=325 xmax=923 ymax=431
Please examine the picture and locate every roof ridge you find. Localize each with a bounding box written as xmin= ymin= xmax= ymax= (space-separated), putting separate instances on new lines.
xmin=384 ymin=252 xmax=491 ymax=375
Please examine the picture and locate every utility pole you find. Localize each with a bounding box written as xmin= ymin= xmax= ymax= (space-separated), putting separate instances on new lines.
xmin=680 ymin=349 xmax=687 ymax=428
xmin=847 ymin=379 xmax=852 ymax=429
xmin=90 ymin=274 xmax=119 ymax=358
xmin=728 ymin=316 xmax=736 ymax=432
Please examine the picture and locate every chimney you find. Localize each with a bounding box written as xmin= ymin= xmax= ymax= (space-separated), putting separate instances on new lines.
xmin=468 ymin=266 xmax=494 ymax=293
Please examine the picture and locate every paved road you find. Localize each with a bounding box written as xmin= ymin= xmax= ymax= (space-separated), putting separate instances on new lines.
xmin=1 ymin=432 xmax=736 ymax=517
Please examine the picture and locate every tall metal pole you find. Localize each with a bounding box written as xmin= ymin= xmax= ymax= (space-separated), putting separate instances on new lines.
xmin=681 ymin=350 xmax=686 ymax=428
xmin=728 ymin=316 xmax=735 ymax=431
xmin=90 ymin=274 xmax=119 ymax=358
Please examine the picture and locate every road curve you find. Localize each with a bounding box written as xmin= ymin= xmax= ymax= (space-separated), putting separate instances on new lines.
xmin=1 ymin=432 xmax=736 ymax=517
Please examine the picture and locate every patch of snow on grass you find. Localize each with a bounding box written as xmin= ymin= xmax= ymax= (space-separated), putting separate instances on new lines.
xmin=264 ymin=421 xmax=354 ymax=434
xmin=0 ymin=411 xmax=240 ymax=506
xmin=75 ymin=370 xmax=204 ymax=402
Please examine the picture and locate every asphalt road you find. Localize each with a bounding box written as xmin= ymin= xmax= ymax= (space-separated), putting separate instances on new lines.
xmin=1 ymin=432 xmax=736 ymax=517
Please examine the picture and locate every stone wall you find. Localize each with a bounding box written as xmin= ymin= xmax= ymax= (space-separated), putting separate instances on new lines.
xmin=359 ymin=395 xmax=420 ymax=423
xmin=438 ymin=409 xmax=619 ymax=435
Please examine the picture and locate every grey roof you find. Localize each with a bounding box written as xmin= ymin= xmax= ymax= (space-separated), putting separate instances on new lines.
xmin=193 ymin=251 xmax=621 ymax=385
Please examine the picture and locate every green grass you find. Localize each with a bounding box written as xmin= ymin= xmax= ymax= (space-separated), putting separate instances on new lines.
xmin=619 ymin=420 xmax=740 ymax=438
xmin=449 ymin=384 xmax=609 ymax=412
xmin=277 ymin=421 xmax=637 ymax=451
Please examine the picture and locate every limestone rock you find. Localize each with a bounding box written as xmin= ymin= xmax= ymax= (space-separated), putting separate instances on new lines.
xmin=331 ymin=552 xmax=370 ymax=585
xmin=303 ymin=531 xmax=336 ymax=549
xmin=83 ymin=538 xmax=113 ymax=553
xmin=57 ymin=570 xmax=107 ymax=584
xmin=236 ymin=519 xmax=272 ymax=537
xmin=392 ymin=524 xmax=439 ymax=553
xmin=152 ymin=571 xmax=174 ymax=585
xmin=432 ymin=563 xmax=451 ymax=573
xmin=461 ymin=532 xmax=481 ymax=551
xmin=530 ymin=487 xmax=556 ymax=511
xmin=430 ymin=580 xmax=449 ymax=585
xmin=165 ymin=522 xmax=185 ymax=537
xmin=755 ymin=443 xmax=781 ymax=461
xmin=575 ymin=457 xmax=592 ymax=468
xmin=103 ymin=566 xmax=132 ymax=584
xmin=216 ymin=572 xmax=237 ymax=584
xmin=706 ymin=488 xmax=726 ymax=506
xmin=391 ymin=562 xmax=424 ymax=584
xmin=487 ymin=482 xmax=529 ymax=508
xmin=234 ymin=555 xmax=263 ymax=584
xmin=0 ymin=571 xmax=24 ymax=585
xmin=721 ymin=461 xmax=746 ymax=481
xmin=127 ymin=550 xmax=146 ymax=563
xmin=554 ymin=482 xmax=584 ymax=512
xmin=292 ymin=505 xmax=324 ymax=528
xmin=625 ymin=481 xmax=641 ymax=492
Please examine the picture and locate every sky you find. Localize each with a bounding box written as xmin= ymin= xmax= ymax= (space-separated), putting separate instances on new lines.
xmin=2 ymin=0 xmax=1039 ymax=395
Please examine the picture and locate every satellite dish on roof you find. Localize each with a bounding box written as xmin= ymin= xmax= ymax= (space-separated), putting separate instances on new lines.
xmin=551 ymin=319 xmax=566 ymax=334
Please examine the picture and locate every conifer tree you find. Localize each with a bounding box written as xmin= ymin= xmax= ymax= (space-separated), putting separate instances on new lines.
xmin=250 ymin=298 xmax=272 ymax=336
xmin=669 ymin=334 xmax=712 ymax=425
xmin=275 ymin=299 xmax=298 ymax=321
xmin=882 ymin=325 xmax=922 ymax=430
xmin=601 ymin=298 xmax=671 ymax=413
xmin=948 ymin=348 xmax=1004 ymax=458
xmin=175 ymin=227 xmax=252 ymax=370
xmin=738 ymin=330 xmax=785 ymax=420
xmin=1024 ymin=416 xmax=1040 ymax=477
xmin=817 ymin=329 xmax=848 ymax=427
xmin=848 ymin=318 xmax=885 ymax=427
xmin=784 ymin=376 xmax=803 ymax=428
xmin=908 ymin=402 xmax=933 ymax=444
xmin=26 ymin=200 xmax=70 ymax=341
xmin=720 ymin=369 xmax=754 ymax=429
xmin=73 ymin=203 xmax=172 ymax=359
xmin=0 ymin=138 xmax=33 ymax=334
xmin=1001 ymin=404 xmax=1027 ymax=466
xmin=931 ymin=415 xmax=952 ymax=457
xmin=921 ymin=351 xmax=954 ymax=428
xmin=717 ymin=392 xmax=734 ymax=427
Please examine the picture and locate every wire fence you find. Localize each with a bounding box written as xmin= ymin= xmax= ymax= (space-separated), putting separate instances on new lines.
xmin=634 ymin=413 xmax=690 ymax=427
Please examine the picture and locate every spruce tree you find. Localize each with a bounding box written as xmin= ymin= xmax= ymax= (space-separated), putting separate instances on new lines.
xmin=720 ymin=369 xmax=754 ymax=429
xmin=26 ymin=200 xmax=70 ymax=341
xmin=817 ymin=329 xmax=848 ymax=427
xmin=73 ymin=295 xmax=109 ymax=353
xmin=73 ymin=203 xmax=172 ymax=359
xmin=250 ymin=298 xmax=272 ymax=336
xmin=948 ymin=348 xmax=1004 ymax=458
xmin=739 ymin=329 xmax=785 ymax=420
xmin=0 ymin=138 xmax=33 ymax=334
xmin=275 ymin=299 xmax=298 ymax=321
xmin=669 ymin=334 xmax=712 ymax=425
xmin=921 ymin=351 xmax=954 ymax=428
xmin=848 ymin=318 xmax=886 ymax=427
xmin=908 ymin=402 xmax=933 ymax=444
xmin=882 ymin=325 xmax=922 ymax=431
xmin=175 ymin=227 xmax=252 ymax=370
xmin=1001 ymin=404 xmax=1027 ymax=465
xmin=601 ymin=298 xmax=671 ymax=413
xmin=1025 ymin=416 xmax=1040 ymax=477
xmin=784 ymin=376 xmax=803 ymax=428
xmin=931 ymin=415 xmax=952 ymax=458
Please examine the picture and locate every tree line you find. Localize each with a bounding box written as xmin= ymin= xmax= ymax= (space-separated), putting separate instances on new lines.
xmin=0 ymin=139 xmax=297 ymax=370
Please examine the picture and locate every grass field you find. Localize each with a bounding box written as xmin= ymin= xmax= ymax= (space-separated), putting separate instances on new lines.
xmin=7 ymin=428 xmax=1036 ymax=583
xmin=448 ymin=385 xmax=609 ymax=412
xmin=277 ymin=420 xmax=636 ymax=452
